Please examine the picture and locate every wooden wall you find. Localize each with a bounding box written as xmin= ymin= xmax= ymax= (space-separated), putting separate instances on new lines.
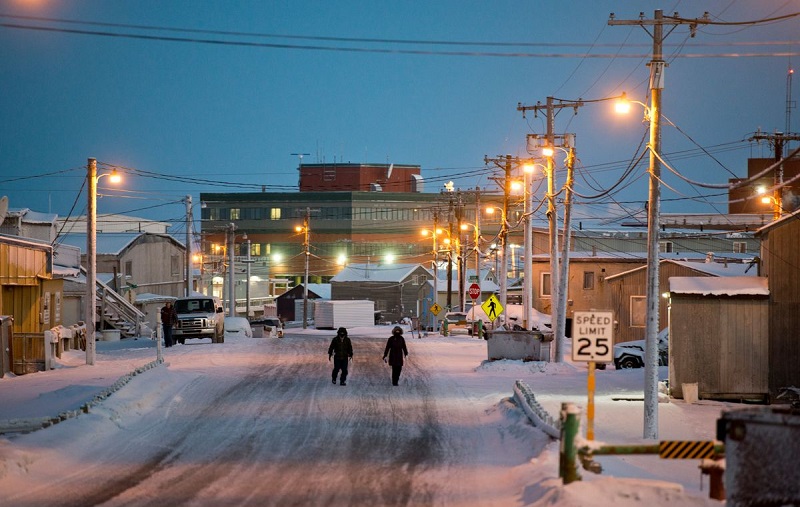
xmin=669 ymin=295 xmax=769 ymax=400
xmin=760 ymin=216 xmax=800 ymax=397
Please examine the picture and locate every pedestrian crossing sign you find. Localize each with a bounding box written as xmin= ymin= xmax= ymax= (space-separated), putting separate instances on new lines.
xmin=481 ymin=295 xmax=503 ymax=322
xmin=430 ymin=302 xmax=443 ymax=316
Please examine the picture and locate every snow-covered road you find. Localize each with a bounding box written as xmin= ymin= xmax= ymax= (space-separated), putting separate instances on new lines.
xmin=0 ymin=332 xmax=548 ymax=506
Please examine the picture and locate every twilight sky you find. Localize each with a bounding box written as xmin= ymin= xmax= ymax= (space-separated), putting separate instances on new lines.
xmin=1 ymin=1 xmax=798 ymax=230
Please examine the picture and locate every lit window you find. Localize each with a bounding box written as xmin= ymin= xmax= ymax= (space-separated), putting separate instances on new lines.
xmin=270 ymin=208 xmax=281 ymax=220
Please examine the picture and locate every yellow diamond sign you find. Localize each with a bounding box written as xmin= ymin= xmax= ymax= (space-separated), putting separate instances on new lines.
xmin=481 ymin=294 xmax=503 ymax=322
xmin=430 ymin=302 xmax=443 ymax=316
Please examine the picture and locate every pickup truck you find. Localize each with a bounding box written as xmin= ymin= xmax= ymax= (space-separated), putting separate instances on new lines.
xmin=173 ymin=296 xmax=225 ymax=344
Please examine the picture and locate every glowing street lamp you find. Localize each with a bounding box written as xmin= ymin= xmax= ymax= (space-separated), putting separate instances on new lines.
xmin=86 ymin=158 xmax=121 ymax=365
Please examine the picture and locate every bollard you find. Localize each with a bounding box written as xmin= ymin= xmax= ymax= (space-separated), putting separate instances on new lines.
xmin=699 ymin=458 xmax=725 ymax=501
xmin=559 ymin=402 xmax=581 ymax=484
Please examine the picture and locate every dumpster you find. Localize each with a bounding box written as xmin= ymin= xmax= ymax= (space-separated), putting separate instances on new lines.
xmin=486 ymin=330 xmax=551 ymax=362
xmin=718 ymin=406 xmax=800 ymax=506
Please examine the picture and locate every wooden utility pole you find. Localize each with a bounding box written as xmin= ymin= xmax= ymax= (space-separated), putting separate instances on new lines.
xmin=609 ymin=9 xmax=710 ymax=440
xmin=749 ymin=130 xmax=800 ymax=220
xmin=518 ymin=99 xmax=584 ymax=363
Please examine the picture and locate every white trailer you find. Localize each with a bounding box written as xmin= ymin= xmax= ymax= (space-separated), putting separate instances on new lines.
xmin=314 ymin=300 xmax=374 ymax=329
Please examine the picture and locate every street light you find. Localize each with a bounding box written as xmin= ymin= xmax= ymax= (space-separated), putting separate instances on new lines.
xmin=295 ymin=218 xmax=310 ymax=329
xmin=86 ymin=158 xmax=121 ymax=365
xmin=616 ymin=89 xmax=663 ymax=439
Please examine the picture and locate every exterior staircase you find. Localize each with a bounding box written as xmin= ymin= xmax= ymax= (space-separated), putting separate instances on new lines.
xmin=81 ymin=267 xmax=146 ymax=338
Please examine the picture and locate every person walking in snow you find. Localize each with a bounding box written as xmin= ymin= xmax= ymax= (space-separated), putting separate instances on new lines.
xmin=328 ymin=327 xmax=353 ymax=386
xmin=383 ymin=326 xmax=409 ymax=386
xmin=160 ymin=300 xmax=178 ymax=348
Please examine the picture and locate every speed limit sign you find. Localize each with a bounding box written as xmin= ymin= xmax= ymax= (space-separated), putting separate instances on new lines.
xmin=572 ymin=311 xmax=614 ymax=363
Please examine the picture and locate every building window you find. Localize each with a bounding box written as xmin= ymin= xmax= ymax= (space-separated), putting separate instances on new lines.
xmin=125 ymin=260 xmax=133 ymax=278
xmin=630 ymin=295 xmax=646 ymax=327
xmin=171 ymin=255 xmax=180 ymax=276
xmin=659 ymin=241 xmax=673 ymax=253
xmin=733 ymin=242 xmax=747 ymax=254
xmin=250 ymin=243 xmax=261 ymax=256
xmin=270 ymin=208 xmax=281 ymax=220
xmin=230 ymin=208 xmax=240 ymax=220
xmin=583 ymin=271 xmax=595 ymax=290
xmin=540 ymin=272 xmax=551 ymax=297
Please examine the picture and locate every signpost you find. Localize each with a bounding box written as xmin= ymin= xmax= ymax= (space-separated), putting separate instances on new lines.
xmin=572 ymin=311 xmax=614 ymax=440
xmin=430 ymin=302 xmax=442 ymax=316
xmin=468 ymin=283 xmax=481 ymax=300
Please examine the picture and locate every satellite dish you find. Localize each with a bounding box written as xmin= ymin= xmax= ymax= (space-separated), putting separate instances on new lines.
xmin=0 ymin=196 xmax=7 ymax=227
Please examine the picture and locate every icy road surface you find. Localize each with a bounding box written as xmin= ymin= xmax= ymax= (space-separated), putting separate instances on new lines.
xmin=0 ymin=332 xmax=548 ymax=506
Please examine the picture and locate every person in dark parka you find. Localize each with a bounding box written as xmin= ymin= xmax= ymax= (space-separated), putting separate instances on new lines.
xmin=328 ymin=327 xmax=353 ymax=386
xmin=383 ymin=326 xmax=409 ymax=386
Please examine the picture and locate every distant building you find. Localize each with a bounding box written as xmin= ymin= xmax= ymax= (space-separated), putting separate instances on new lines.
xmin=298 ymin=162 xmax=423 ymax=193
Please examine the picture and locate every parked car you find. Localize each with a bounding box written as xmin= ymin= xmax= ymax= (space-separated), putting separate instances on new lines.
xmin=224 ymin=317 xmax=253 ymax=338
xmin=173 ymin=296 xmax=225 ymax=344
xmin=613 ymin=328 xmax=669 ymax=369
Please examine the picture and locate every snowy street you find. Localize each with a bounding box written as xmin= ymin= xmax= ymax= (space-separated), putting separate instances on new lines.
xmin=0 ymin=332 xmax=547 ymax=506
xmin=0 ymin=328 xmax=728 ymax=506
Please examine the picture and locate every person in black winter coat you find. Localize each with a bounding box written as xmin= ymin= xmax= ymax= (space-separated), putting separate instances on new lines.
xmin=328 ymin=327 xmax=353 ymax=386
xmin=160 ymin=301 xmax=178 ymax=348
xmin=383 ymin=326 xmax=409 ymax=386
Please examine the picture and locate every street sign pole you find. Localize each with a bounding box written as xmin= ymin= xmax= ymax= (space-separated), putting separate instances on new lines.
xmin=572 ymin=310 xmax=614 ymax=442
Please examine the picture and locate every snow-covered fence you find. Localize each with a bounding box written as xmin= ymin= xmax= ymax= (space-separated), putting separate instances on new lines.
xmin=513 ymin=379 xmax=560 ymax=438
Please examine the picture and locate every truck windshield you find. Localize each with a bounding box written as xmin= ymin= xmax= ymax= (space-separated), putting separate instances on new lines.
xmin=175 ymin=299 xmax=214 ymax=313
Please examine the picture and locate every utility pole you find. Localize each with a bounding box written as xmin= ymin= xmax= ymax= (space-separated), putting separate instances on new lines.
xmin=446 ymin=195 xmax=454 ymax=310
xmin=456 ymin=192 xmax=466 ymax=312
xmin=749 ymin=130 xmax=800 ymax=220
xmin=227 ymin=223 xmax=236 ymax=317
xmin=484 ymin=155 xmax=514 ymax=314
xmin=609 ymin=8 xmax=710 ymax=440
xmin=432 ymin=209 xmax=440 ymax=328
xmin=473 ymin=187 xmax=482 ymax=310
xmin=244 ymin=234 xmax=253 ymax=318
xmin=185 ymin=195 xmax=193 ymax=296
xmin=518 ymin=98 xmax=584 ymax=362
xmin=558 ymin=144 xmax=576 ymax=350
xmin=301 ymin=207 xmax=310 ymax=329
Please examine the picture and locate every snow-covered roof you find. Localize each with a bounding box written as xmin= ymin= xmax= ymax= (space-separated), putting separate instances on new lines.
xmin=331 ymin=263 xmax=430 ymax=283
xmin=669 ymin=276 xmax=769 ymax=296
xmin=605 ymin=258 xmax=757 ymax=281
xmin=306 ymin=283 xmax=331 ymax=299
xmin=53 ymin=265 xmax=81 ymax=278
xmin=8 ymin=208 xmax=58 ymax=224
xmin=56 ymin=232 xmax=183 ymax=255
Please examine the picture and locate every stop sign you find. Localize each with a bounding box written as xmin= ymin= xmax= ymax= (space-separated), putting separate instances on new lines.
xmin=468 ymin=283 xmax=481 ymax=300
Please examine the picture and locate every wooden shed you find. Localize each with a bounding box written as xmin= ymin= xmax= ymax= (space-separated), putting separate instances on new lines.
xmin=0 ymin=234 xmax=59 ymax=374
xmin=606 ymin=258 xmax=755 ymax=344
xmin=668 ymin=276 xmax=769 ymax=401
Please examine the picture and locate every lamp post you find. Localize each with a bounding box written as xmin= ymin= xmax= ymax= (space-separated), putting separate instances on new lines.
xmin=296 ymin=208 xmax=311 ymax=329
xmin=421 ymin=225 xmax=441 ymax=330
xmin=85 ymin=158 xmax=120 ymax=365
